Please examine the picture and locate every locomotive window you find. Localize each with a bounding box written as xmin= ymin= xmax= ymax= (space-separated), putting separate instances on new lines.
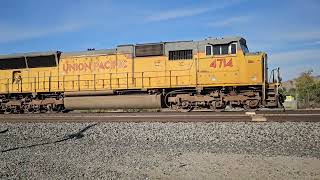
xmin=205 ymin=45 xmax=212 ymax=56
xmin=27 ymin=55 xmax=57 ymax=68
xmin=169 ymin=50 xmax=193 ymax=60
xmin=0 ymin=57 xmax=26 ymax=70
xmin=230 ymin=43 xmax=237 ymax=54
xmin=212 ymin=45 xmax=220 ymax=55
xmin=221 ymin=44 xmax=229 ymax=55
xmin=241 ymin=43 xmax=249 ymax=53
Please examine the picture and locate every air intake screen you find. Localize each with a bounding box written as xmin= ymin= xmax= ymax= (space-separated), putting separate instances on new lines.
xmin=0 ymin=58 xmax=26 ymax=70
xmin=27 ymin=55 xmax=57 ymax=68
xmin=135 ymin=44 xmax=164 ymax=57
xmin=169 ymin=50 xmax=193 ymax=60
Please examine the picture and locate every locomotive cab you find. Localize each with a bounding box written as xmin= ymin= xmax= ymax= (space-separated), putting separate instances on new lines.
xmin=237 ymin=39 xmax=283 ymax=108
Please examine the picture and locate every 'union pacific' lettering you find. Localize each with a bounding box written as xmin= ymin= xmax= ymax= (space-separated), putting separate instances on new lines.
xmin=63 ymin=60 xmax=128 ymax=73
xmin=210 ymin=58 xmax=233 ymax=69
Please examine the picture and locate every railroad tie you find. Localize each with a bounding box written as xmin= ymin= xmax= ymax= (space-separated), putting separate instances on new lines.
xmin=245 ymin=112 xmax=267 ymax=122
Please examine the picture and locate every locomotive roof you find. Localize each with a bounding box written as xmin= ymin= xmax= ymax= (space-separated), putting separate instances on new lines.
xmin=62 ymin=36 xmax=246 ymax=57
xmin=0 ymin=36 xmax=246 ymax=59
xmin=0 ymin=51 xmax=60 ymax=60
xmin=61 ymin=49 xmax=117 ymax=57
xmin=119 ymin=36 xmax=245 ymax=46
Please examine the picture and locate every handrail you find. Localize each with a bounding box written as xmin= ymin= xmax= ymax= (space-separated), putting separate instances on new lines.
xmin=0 ymin=70 xmax=193 ymax=93
xmin=0 ymin=69 xmax=193 ymax=81
xmin=269 ymin=67 xmax=281 ymax=84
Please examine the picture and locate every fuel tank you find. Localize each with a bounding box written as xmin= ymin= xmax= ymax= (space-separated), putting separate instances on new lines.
xmin=64 ymin=94 xmax=162 ymax=110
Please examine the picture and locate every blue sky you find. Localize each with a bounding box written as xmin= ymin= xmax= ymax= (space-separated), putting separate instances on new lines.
xmin=0 ymin=0 xmax=319 ymax=80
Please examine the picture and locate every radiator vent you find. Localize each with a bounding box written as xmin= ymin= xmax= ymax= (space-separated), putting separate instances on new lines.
xmin=135 ymin=44 xmax=164 ymax=57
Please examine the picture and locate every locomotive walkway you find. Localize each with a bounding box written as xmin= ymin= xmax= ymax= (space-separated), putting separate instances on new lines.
xmin=0 ymin=110 xmax=319 ymax=123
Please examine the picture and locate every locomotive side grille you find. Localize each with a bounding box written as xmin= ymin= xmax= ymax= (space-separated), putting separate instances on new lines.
xmin=0 ymin=57 xmax=26 ymax=70
xmin=169 ymin=49 xmax=193 ymax=60
xmin=27 ymin=55 xmax=57 ymax=68
xmin=135 ymin=44 xmax=164 ymax=57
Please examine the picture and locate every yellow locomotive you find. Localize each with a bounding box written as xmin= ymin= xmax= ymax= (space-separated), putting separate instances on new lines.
xmin=0 ymin=37 xmax=283 ymax=113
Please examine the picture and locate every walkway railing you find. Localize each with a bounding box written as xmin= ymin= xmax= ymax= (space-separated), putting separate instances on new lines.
xmin=0 ymin=70 xmax=193 ymax=94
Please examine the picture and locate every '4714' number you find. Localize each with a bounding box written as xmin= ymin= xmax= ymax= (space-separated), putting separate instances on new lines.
xmin=210 ymin=58 xmax=233 ymax=69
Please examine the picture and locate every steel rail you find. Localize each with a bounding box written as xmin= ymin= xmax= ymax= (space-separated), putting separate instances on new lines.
xmin=0 ymin=112 xmax=319 ymax=123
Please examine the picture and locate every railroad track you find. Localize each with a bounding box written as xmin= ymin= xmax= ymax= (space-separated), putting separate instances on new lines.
xmin=1 ymin=110 xmax=320 ymax=123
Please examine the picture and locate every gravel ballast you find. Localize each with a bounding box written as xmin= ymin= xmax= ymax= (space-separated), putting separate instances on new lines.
xmin=0 ymin=122 xmax=319 ymax=179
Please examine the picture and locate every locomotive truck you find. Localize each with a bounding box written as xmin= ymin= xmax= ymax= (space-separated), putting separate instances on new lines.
xmin=0 ymin=37 xmax=283 ymax=113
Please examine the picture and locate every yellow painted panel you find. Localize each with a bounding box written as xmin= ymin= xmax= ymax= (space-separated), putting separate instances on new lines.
xmin=198 ymin=52 xmax=239 ymax=85
xmin=0 ymin=49 xmax=265 ymax=94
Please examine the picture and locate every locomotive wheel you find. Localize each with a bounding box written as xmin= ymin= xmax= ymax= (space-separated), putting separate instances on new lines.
xmin=56 ymin=104 xmax=65 ymax=113
xmin=172 ymin=101 xmax=194 ymax=112
xmin=22 ymin=104 xmax=32 ymax=114
xmin=32 ymin=105 xmax=41 ymax=114
xmin=210 ymin=101 xmax=225 ymax=112
xmin=8 ymin=107 xmax=19 ymax=114
xmin=180 ymin=101 xmax=195 ymax=112
xmin=243 ymin=99 xmax=260 ymax=110
xmin=45 ymin=104 xmax=54 ymax=113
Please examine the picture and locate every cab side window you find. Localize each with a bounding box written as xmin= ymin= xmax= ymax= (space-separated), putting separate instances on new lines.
xmin=212 ymin=45 xmax=220 ymax=55
xmin=230 ymin=43 xmax=237 ymax=54
xmin=205 ymin=43 xmax=237 ymax=56
xmin=205 ymin=45 xmax=212 ymax=56
xmin=221 ymin=44 xmax=229 ymax=55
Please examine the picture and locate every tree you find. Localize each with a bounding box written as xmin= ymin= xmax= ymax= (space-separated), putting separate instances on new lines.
xmin=288 ymin=88 xmax=296 ymax=98
xmin=311 ymin=81 xmax=320 ymax=104
xmin=295 ymin=70 xmax=320 ymax=107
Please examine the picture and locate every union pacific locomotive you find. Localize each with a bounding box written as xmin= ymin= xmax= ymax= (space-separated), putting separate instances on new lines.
xmin=0 ymin=37 xmax=283 ymax=113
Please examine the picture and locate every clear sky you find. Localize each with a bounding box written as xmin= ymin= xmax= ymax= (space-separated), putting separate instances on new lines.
xmin=0 ymin=0 xmax=319 ymax=80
